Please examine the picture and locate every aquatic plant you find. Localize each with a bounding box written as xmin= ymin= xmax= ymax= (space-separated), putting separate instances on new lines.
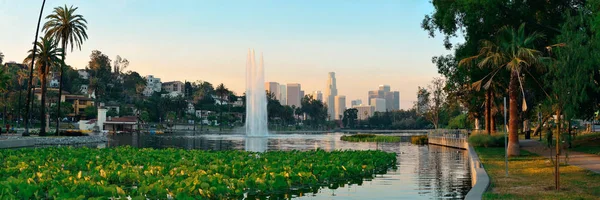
xmin=340 ymin=134 xmax=401 ymax=142
xmin=410 ymin=136 xmax=428 ymax=145
xmin=0 ymin=147 xmax=396 ymax=199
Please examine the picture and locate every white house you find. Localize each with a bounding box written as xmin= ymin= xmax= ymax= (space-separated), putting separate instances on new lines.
xmin=78 ymin=69 xmax=89 ymax=80
xmin=143 ymin=75 xmax=161 ymax=96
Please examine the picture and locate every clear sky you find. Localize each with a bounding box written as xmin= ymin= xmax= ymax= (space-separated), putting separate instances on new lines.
xmin=0 ymin=0 xmax=453 ymax=110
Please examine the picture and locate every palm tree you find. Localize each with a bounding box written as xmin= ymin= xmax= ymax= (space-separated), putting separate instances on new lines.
xmin=23 ymin=36 xmax=63 ymax=136
xmin=0 ymin=51 xmax=4 ymax=65
xmin=459 ymin=23 xmax=547 ymax=156
xmin=215 ymin=83 xmax=229 ymax=131
xmin=43 ymin=5 xmax=88 ymax=135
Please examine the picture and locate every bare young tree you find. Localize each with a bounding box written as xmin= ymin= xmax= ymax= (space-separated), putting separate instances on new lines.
xmin=418 ymin=77 xmax=446 ymax=129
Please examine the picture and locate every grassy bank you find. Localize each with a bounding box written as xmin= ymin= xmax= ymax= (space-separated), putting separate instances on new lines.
xmin=0 ymin=147 xmax=396 ymax=199
xmin=340 ymin=134 xmax=401 ymax=142
xmin=475 ymin=147 xmax=600 ymax=199
xmin=572 ymin=132 xmax=600 ymax=155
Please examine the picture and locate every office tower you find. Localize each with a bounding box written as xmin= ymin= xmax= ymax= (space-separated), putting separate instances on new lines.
xmin=353 ymin=104 xmax=374 ymax=120
xmin=264 ymin=82 xmax=280 ymax=99
xmin=393 ymin=91 xmax=400 ymax=110
xmin=351 ymin=99 xmax=362 ymax=107
xmin=368 ymin=91 xmax=378 ymax=105
xmin=371 ymin=98 xmax=386 ymax=112
xmin=384 ymin=92 xmax=394 ymax=111
xmin=325 ymin=72 xmax=337 ymax=120
xmin=279 ymin=84 xmax=287 ymax=105
xmin=379 ymin=85 xmax=391 ymax=93
xmin=287 ymin=83 xmax=301 ymax=107
xmin=300 ymin=90 xmax=305 ymax=100
xmin=313 ymin=91 xmax=323 ymax=101
xmin=334 ymin=95 xmax=346 ymax=120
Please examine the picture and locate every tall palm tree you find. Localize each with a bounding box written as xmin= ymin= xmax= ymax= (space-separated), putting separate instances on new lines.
xmin=215 ymin=83 xmax=229 ymax=131
xmin=0 ymin=51 xmax=4 ymax=65
xmin=23 ymin=36 xmax=63 ymax=136
xmin=459 ymin=23 xmax=547 ymax=156
xmin=43 ymin=5 xmax=88 ymax=135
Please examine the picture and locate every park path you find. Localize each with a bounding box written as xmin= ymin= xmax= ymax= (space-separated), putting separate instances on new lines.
xmin=520 ymin=139 xmax=600 ymax=173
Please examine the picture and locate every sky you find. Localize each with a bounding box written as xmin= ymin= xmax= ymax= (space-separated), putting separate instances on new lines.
xmin=0 ymin=0 xmax=455 ymax=110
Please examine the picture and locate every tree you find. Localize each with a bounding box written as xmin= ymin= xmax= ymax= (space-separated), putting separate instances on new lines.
xmin=43 ymin=4 xmax=88 ymax=135
xmin=0 ymin=51 xmax=4 ymax=65
xmin=215 ymin=83 xmax=229 ymax=131
xmin=86 ymin=50 xmax=112 ymax=104
xmin=49 ymin=102 xmax=73 ymax=120
xmin=23 ymin=36 xmax=63 ymax=136
xmin=0 ymin=66 xmax=10 ymax=93
xmin=459 ymin=24 xmax=547 ymax=156
xmin=342 ymin=108 xmax=358 ymax=128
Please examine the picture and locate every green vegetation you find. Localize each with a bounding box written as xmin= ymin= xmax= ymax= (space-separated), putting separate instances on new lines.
xmin=571 ymin=132 xmax=600 ymax=155
xmin=340 ymin=134 xmax=401 ymax=142
xmin=410 ymin=135 xmax=428 ymax=145
xmin=0 ymin=147 xmax=396 ymax=199
xmin=469 ymin=134 xmax=505 ymax=148
xmin=475 ymin=147 xmax=600 ymax=199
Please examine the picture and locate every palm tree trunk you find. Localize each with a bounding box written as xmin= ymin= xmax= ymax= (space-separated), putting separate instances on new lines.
xmin=485 ymin=90 xmax=491 ymax=135
xmin=508 ymin=70 xmax=520 ymax=156
xmin=55 ymin=42 xmax=66 ymax=136
xmin=40 ymin=65 xmax=48 ymax=136
xmin=23 ymin=0 xmax=46 ymax=136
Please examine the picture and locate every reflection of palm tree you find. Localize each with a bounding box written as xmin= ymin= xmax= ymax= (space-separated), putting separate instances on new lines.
xmin=459 ymin=24 xmax=547 ymax=156
xmin=43 ymin=5 xmax=88 ymax=134
xmin=23 ymin=36 xmax=63 ymax=136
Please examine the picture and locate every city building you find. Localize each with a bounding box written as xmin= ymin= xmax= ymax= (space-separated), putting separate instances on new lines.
xmin=325 ymin=72 xmax=338 ymax=120
xmin=351 ymin=99 xmax=362 ymax=107
xmin=312 ymin=91 xmax=323 ymax=101
xmin=286 ymin=83 xmax=301 ymax=107
xmin=162 ymin=81 xmax=184 ymax=97
xmin=143 ymin=75 xmax=161 ymax=97
xmin=300 ymin=90 xmax=305 ymax=100
xmin=279 ymin=84 xmax=287 ymax=105
xmin=265 ymin=82 xmax=280 ymax=99
xmin=371 ymin=98 xmax=386 ymax=112
xmin=393 ymin=91 xmax=400 ymax=110
xmin=379 ymin=85 xmax=390 ymax=93
xmin=368 ymin=85 xmax=400 ymax=111
xmin=353 ymin=104 xmax=374 ymax=120
xmin=334 ymin=95 xmax=346 ymax=120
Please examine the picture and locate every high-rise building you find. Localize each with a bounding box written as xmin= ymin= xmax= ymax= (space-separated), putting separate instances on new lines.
xmin=334 ymin=95 xmax=346 ymax=120
xmin=351 ymin=99 xmax=362 ymax=107
xmin=368 ymin=85 xmax=400 ymax=111
xmin=279 ymin=84 xmax=287 ymax=105
xmin=368 ymin=91 xmax=378 ymax=106
xmin=371 ymin=98 xmax=386 ymax=112
xmin=379 ymin=85 xmax=391 ymax=93
xmin=353 ymin=104 xmax=374 ymax=120
xmin=287 ymin=83 xmax=301 ymax=107
xmin=300 ymin=90 xmax=305 ymax=100
xmin=313 ymin=91 xmax=323 ymax=101
xmin=393 ymin=91 xmax=400 ymax=110
xmin=325 ymin=72 xmax=338 ymax=120
xmin=265 ymin=82 xmax=280 ymax=99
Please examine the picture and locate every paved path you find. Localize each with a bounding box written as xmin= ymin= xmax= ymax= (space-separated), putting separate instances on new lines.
xmin=520 ymin=139 xmax=600 ymax=173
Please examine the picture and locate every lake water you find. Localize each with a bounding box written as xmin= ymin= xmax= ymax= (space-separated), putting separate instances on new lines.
xmin=106 ymin=132 xmax=471 ymax=199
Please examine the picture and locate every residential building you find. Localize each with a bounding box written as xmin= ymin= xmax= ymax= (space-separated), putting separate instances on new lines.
xmin=325 ymin=72 xmax=337 ymax=120
xmin=286 ymin=83 xmax=301 ymax=107
xmin=143 ymin=75 xmax=161 ymax=96
xmin=351 ymin=99 xmax=362 ymax=107
xmin=371 ymin=98 xmax=386 ymax=112
xmin=265 ymin=82 xmax=280 ymax=99
xmin=64 ymin=95 xmax=95 ymax=119
xmin=103 ymin=116 xmax=138 ymax=133
xmin=162 ymin=81 xmax=184 ymax=97
xmin=353 ymin=104 xmax=374 ymax=120
xmin=279 ymin=84 xmax=287 ymax=105
xmin=312 ymin=91 xmax=323 ymax=101
xmin=80 ymin=85 xmax=89 ymax=95
xmin=334 ymin=95 xmax=346 ymax=120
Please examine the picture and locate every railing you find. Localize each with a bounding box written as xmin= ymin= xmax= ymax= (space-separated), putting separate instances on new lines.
xmin=428 ymin=129 xmax=469 ymax=138
xmin=427 ymin=129 xmax=469 ymax=149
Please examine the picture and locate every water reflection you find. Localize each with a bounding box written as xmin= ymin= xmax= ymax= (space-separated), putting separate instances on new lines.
xmin=107 ymin=133 xmax=471 ymax=199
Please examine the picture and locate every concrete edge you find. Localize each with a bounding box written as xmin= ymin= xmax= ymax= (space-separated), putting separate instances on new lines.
xmin=465 ymin=145 xmax=490 ymax=200
xmin=0 ymin=139 xmax=36 ymax=149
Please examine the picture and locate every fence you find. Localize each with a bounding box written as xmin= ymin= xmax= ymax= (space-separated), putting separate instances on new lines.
xmin=427 ymin=129 xmax=469 ymax=149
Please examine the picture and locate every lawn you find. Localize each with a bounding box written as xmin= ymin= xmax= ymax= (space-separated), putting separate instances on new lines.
xmin=475 ymin=147 xmax=600 ymax=200
xmin=572 ymin=132 xmax=600 ymax=155
xmin=0 ymin=147 xmax=396 ymax=199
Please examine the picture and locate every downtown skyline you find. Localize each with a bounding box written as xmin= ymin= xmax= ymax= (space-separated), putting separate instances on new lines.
xmin=0 ymin=0 xmax=456 ymax=110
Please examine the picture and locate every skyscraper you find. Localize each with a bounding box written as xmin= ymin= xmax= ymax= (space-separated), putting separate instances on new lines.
xmin=371 ymin=98 xmax=386 ymax=112
xmin=393 ymin=91 xmax=400 ymax=110
xmin=313 ymin=91 xmax=323 ymax=101
xmin=325 ymin=72 xmax=337 ymax=120
xmin=334 ymin=95 xmax=346 ymax=120
xmin=265 ymin=82 xmax=280 ymax=99
xmin=368 ymin=85 xmax=400 ymax=111
xmin=351 ymin=99 xmax=362 ymax=107
xmin=279 ymin=84 xmax=287 ymax=105
xmin=300 ymin=90 xmax=305 ymax=100
xmin=379 ymin=85 xmax=390 ymax=93
xmin=287 ymin=83 xmax=301 ymax=107
xmin=368 ymin=90 xmax=378 ymax=106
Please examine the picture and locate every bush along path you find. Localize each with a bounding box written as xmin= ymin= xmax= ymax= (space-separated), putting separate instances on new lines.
xmin=0 ymin=147 xmax=397 ymax=199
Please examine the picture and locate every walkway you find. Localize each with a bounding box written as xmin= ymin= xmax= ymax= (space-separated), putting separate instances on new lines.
xmin=520 ymin=139 xmax=600 ymax=174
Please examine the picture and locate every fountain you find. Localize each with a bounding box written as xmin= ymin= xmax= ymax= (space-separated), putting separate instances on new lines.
xmin=245 ymin=49 xmax=268 ymax=137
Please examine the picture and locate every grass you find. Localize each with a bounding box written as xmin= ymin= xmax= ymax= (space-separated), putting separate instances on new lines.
xmin=475 ymin=147 xmax=600 ymax=199
xmin=0 ymin=147 xmax=397 ymax=199
xmin=571 ymin=132 xmax=600 ymax=155
xmin=340 ymin=134 xmax=401 ymax=142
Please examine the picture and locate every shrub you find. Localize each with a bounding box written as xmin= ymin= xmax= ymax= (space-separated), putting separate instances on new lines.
xmin=469 ymin=134 xmax=505 ymax=147
xmin=411 ymin=136 xmax=428 ymax=145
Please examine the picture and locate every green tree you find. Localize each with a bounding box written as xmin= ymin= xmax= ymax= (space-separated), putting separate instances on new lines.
xmin=215 ymin=83 xmax=229 ymax=131
xmin=23 ymin=36 xmax=63 ymax=136
xmin=43 ymin=4 xmax=88 ymax=135
xmin=49 ymin=102 xmax=73 ymax=120
xmin=342 ymin=108 xmax=358 ymax=129
xmin=83 ymin=106 xmax=96 ymax=119
xmin=459 ymin=24 xmax=547 ymax=156
xmin=86 ymin=50 xmax=112 ymax=104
